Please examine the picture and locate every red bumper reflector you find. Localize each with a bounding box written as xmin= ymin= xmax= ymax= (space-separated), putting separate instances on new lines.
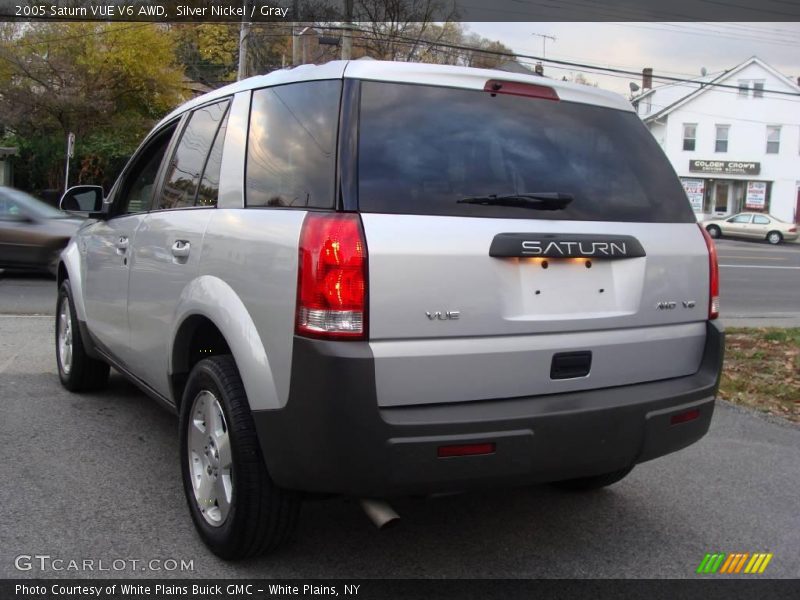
xmin=437 ymin=443 xmax=496 ymax=458
xmin=671 ymin=409 xmax=701 ymax=425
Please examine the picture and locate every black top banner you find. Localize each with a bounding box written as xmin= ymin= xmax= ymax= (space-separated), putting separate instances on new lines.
xmin=1 ymin=0 xmax=799 ymax=23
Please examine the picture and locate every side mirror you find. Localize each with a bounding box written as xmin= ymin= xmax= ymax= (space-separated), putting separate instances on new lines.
xmin=59 ymin=185 xmax=106 ymax=217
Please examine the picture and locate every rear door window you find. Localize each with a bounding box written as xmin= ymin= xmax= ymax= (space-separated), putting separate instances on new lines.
xmin=357 ymin=81 xmax=694 ymax=223
xmin=158 ymin=99 xmax=230 ymax=210
xmin=196 ymin=107 xmax=230 ymax=208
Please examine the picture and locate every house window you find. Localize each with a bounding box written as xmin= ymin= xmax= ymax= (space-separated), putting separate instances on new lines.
xmin=738 ymin=81 xmax=749 ymax=97
xmin=753 ymin=81 xmax=765 ymax=98
xmin=715 ymin=125 xmax=730 ymax=153
xmin=766 ymin=126 xmax=781 ymax=154
xmin=683 ymin=123 xmax=697 ymax=151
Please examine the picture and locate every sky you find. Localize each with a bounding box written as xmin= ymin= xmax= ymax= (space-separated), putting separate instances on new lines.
xmin=466 ymin=22 xmax=800 ymax=95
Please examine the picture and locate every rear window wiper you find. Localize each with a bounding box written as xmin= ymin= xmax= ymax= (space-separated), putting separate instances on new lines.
xmin=457 ymin=192 xmax=573 ymax=211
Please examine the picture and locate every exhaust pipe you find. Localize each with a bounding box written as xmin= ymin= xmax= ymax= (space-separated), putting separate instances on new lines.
xmin=359 ymin=498 xmax=400 ymax=529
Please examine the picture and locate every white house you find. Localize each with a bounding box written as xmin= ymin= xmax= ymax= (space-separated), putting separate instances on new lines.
xmin=632 ymin=57 xmax=800 ymax=224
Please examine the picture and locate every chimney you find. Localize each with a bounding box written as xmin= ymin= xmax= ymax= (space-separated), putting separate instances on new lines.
xmin=642 ymin=68 xmax=653 ymax=90
xmin=534 ymin=61 xmax=544 ymax=76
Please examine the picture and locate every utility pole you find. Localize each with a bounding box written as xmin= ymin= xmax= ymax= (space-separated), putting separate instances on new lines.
xmin=237 ymin=0 xmax=250 ymax=80
xmin=341 ymin=0 xmax=353 ymax=60
xmin=64 ymin=132 xmax=75 ymax=195
xmin=291 ymin=0 xmax=300 ymax=65
xmin=531 ymin=33 xmax=556 ymax=59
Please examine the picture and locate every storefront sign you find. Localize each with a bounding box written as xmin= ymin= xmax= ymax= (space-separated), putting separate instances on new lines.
xmin=689 ymin=160 xmax=760 ymax=175
xmin=745 ymin=181 xmax=767 ymax=209
xmin=681 ymin=178 xmax=705 ymax=212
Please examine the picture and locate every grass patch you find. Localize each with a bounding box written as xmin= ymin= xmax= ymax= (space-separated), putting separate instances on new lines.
xmin=721 ymin=327 xmax=800 ymax=423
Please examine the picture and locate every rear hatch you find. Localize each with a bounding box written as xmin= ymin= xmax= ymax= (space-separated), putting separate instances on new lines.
xmin=353 ymin=78 xmax=710 ymax=407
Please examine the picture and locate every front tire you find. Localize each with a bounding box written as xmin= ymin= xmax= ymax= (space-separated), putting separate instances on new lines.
xmin=56 ymin=281 xmax=109 ymax=392
xmin=706 ymin=225 xmax=721 ymax=239
xmin=766 ymin=231 xmax=782 ymax=245
xmin=179 ymin=355 xmax=300 ymax=559
xmin=552 ymin=466 xmax=634 ymax=492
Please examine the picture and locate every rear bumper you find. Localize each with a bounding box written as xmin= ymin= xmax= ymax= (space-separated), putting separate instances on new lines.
xmin=254 ymin=321 xmax=724 ymax=496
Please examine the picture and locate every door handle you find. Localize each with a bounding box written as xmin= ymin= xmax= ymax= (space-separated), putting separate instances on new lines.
xmin=171 ymin=240 xmax=191 ymax=258
xmin=115 ymin=236 xmax=129 ymax=254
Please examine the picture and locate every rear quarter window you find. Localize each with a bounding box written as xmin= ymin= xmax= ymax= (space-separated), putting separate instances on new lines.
xmin=246 ymin=80 xmax=341 ymax=209
xmin=357 ymin=81 xmax=694 ymax=223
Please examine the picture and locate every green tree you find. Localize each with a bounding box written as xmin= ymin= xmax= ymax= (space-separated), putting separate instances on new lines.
xmin=170 ymin=23 xmax=239 ymax=86
xmin=0 ymin=22 xmax=185 ymax=192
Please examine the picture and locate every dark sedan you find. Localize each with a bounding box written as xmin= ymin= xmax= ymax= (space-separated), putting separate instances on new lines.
xmin=0 ymin=187 xmax=83 ymax=274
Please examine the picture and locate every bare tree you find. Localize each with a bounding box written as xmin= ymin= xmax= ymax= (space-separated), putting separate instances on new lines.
xmin=352 ymin=0 xmax=458 ymax=62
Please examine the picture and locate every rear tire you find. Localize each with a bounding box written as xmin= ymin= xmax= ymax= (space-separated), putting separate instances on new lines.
xmin=706 ymin=225 xmax=721 ymax=239
xmin=766 ymin=231 xmax=782 ymax=245
xmin=552 ymin=466 xmax=634 ymax=492
xmin=56 ymin=281 xmax=109 ymax=392
xmin=179 ymin=355 xmax=300 ymax=559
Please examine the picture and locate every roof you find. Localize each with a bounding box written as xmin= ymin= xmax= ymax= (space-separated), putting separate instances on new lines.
xmin=633 ymin=70 xmax=720 ymax=112
xmin=181 ymin=75 xmax=214 ymax=96
xmin=156 ymin=59 xmax=634 ymax=129
xmin=638 ymin=57 xmax=800 ymax=123
xmin=495 ymin=60 xmax=535 ymax=75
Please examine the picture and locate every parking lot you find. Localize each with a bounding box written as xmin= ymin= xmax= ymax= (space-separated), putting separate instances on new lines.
xmin=1 ymin=237 xmax=799 ymax=579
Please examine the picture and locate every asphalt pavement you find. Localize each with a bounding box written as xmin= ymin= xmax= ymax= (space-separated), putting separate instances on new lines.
xmin=1 ymin=238 xmax=799 ymax=579
xmin=715 ymin=238 xmax=800 ymax=327
xmin=1 ymin=317 xmax=798 ymax=578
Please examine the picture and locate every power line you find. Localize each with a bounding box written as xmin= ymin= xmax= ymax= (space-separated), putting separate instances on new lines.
xmin=326 ymin=26 xmax=800 ymax=98
xmin=12 ymin=21 xmax=792 ymax=105
xmin=635 ymin=101 xmax=800 ymax=126
xmin=0 ymin=22 xmax=154 ymax=50
xmin=608 ymin=22 xmax=800 ymax=49
xmin=510 ymin=57 xmax=800 ymax=106
xmin=181 ymin=27 xmax=800 ymax=105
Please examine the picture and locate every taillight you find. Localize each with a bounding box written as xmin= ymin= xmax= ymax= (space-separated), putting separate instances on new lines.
xmin=789 ymin=226 xmax=797 ymax=233
xmin=296 ymin=213 xmax=367 ymax=340
xmin=699 ymin=225 xmax=719 ymax=320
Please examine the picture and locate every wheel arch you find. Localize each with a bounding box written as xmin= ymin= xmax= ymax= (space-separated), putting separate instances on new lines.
xmin=57 ymin=241 xmax=88 ymax=322
xmin=57 ymin=261 xmax=68 ymax=288
xmin=169 ymin=276 xmax=280 ymax=412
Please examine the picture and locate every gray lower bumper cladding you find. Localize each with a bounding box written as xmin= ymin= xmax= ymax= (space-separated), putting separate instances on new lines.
xmin=253 ymin=321 xmax=724 ymax=496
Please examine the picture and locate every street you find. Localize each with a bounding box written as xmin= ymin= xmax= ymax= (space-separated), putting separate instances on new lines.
xmin=716 ymin=238 xmax=800 ymax=326
xmin=1 ymin=237 xmax=799 ymax=579
xmin=2 ymin=238 xmax=799 ymax=322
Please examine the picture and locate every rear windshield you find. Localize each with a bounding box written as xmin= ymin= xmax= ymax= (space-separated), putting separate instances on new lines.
xmin=357 ymin=81 xmax=694 ymax=223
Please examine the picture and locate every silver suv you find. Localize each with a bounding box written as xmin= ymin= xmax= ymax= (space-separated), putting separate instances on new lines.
xmin=56 ymin=61 xmax=724 ymax=559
